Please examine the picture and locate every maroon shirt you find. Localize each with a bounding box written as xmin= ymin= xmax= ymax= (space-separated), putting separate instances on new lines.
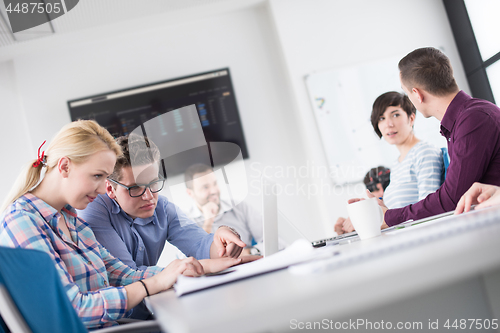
xmin=385 ymin=91 xmax=500 ymax=226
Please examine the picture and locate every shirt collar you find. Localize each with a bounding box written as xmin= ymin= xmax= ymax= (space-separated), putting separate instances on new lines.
xmin=440 ymin=90 xmax=471 ymax=134
xmin=108 ymin=194 xmax=122 ymax=215
xmin=22 ymin=193 xmax=77 ymax=227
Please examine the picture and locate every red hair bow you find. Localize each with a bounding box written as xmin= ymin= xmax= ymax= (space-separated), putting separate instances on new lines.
xmin=32 ymin=141 xmax=47 ymax=168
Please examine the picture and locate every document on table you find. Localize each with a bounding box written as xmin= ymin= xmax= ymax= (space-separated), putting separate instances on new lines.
xmin=174 ymin=239 xmax=337 ymax=296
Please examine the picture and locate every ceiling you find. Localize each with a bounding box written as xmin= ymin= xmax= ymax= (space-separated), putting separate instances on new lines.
xmin=0 ymin=0 xmax=262 ymax=48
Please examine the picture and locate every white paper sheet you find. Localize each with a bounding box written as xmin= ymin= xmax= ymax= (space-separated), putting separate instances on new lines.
xmin=174 ymin=239 xmax=337 ymax=296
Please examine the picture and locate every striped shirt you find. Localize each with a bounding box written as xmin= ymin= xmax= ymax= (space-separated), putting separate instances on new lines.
xmin=383 ymin=141 xmax=443 ymax=209
xmin=0 ymin=193 xmax=162 ymax=330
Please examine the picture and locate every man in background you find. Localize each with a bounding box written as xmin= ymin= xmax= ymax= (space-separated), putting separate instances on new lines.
xmin=184 ymin=163 xmax=263 ymax=255
xmin=363 ymin=166 xmax=391 ymax=199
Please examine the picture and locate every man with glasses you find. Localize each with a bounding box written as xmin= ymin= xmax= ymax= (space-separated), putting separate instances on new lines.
xmin=78 ymin=135 xmax=250 ymax=301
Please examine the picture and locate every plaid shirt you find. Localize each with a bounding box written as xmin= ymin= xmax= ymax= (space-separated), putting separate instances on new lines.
xmin=0 ymin=193 xmax=162 ymax=329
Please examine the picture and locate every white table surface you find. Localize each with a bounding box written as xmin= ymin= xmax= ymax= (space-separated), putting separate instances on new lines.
xmin=146 ymin=206 xmax=500 ymax=333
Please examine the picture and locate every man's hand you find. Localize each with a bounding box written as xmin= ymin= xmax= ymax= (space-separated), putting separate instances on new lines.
xmin=199 ymin=257 xmax=241 ymax=274
xmin=211 ymin=226 xmax=246 ymax=258
xmin=455 ymin=182 xmax=500 ymax=214
xmin=200 ymin=201 xmax=219 ymax=233
xmin=334 ymin=217 xmax=346 ymax=235
xmin=334 ymin=216 xmax=355 ymax=234
xmin=239 ymin=255 xmax=262 ymax=264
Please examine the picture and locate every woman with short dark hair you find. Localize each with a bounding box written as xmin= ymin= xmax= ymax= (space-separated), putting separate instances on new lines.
xmin=371 ymin=91 xmax=443 ymax=209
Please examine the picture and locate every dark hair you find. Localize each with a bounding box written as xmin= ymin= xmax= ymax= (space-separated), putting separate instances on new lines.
xmin=398 ymin=47 xmax=459 ymax=96
xmin=363 ymin=166 xmax=391 ymax=192
xmin=109 ymin=134 xmax=160 ymax=182
xmin=371 ymin=91 xmax=416 ymax=138
xmin=184 ymin=163 xmax=213 ymax=189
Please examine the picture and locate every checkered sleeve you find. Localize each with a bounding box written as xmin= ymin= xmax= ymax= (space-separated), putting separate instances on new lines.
xmin=0 ymin=210 xmax=143 ymax=329
xmin=99 ymin=242 xmax=163 ymax=286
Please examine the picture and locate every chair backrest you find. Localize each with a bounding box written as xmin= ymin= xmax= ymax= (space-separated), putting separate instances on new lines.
xmin=0 ymin=284 xmax=31 ymax=333
xmin=441 ymin=147 xmax=450 ymax=183
xmin=0 ymin=318 xmax=8 ymax=333
xmin=0 ymin=246 xmax=87 ymax=333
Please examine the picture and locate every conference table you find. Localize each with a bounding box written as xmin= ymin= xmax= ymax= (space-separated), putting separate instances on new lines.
xmin=146 ymin=206 xmax=500 ymax=333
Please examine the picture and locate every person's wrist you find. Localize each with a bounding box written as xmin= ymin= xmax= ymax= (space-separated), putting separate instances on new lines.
xmin=250 ymin=246 xmax=261 ymax=255
xmin=218 ymin=225 xmax=241 ymax=238
xmin=142 ymin=276 xmax=158 ymax=295
xmin=138 ymin=280 xmax=150 ymax=297
xmin=203 ymin=217 xmax=214 ymax=226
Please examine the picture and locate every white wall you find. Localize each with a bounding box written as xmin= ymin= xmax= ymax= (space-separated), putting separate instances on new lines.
xmin=0 ymin=60 xmax=32 ymax=201
xmin=0 ymin=0 xmax=470 ymax=242
xmin=0 ymin=2 xmax=324 ymax=240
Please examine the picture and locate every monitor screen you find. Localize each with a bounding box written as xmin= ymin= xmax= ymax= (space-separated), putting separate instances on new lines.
xmin=67 ymin=68 xmax=249 ymax=176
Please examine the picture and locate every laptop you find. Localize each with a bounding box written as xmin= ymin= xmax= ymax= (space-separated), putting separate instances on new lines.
xmin=311 ymin=209 xmax=456 ymax=248
xmin=261 ymin=176 xmax=279 ymax=257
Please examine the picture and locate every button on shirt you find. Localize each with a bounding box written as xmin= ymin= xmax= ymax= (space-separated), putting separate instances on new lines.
xmin=0 ymin=194 xmax=161 ymax=329
xmin=385 ymin=91 xmax=500 ymax=226
xmin=79 ymin=194 xmax=213 ymax=270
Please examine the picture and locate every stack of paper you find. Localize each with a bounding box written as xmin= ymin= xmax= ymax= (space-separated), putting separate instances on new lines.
xmin=174 ymin=239 xmax=337 ymax=296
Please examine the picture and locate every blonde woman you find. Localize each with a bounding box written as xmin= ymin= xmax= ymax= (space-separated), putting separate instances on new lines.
xmin=0 ymin=120 xmax=240 ymax=329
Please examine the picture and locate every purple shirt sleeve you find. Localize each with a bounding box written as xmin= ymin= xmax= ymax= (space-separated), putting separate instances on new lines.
xmin=385 ymin=105 xmax=500 ymax=226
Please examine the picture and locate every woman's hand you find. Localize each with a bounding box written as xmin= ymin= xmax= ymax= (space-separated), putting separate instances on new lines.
xmin=365 ymin=190 xmax=389 ymax=229
xmin=125 ymin=257 xmax=204 ymax=310
xmin=153 ymin=257 xmax=204 ymax=290
xmin=365 ymin=189 xmax=388 ymax=213
xmin=336 ymin=192 xmax=389 ymax=234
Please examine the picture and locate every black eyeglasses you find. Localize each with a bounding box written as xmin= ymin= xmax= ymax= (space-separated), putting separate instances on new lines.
xmin=107 ymin=177 xmax=165 ymax=197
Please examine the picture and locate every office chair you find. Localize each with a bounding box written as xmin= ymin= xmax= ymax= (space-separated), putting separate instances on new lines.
xmin=441 ymin=147 xmax=450 ymax=183
xmin=0 ymin=246 xmax=161 ymax=333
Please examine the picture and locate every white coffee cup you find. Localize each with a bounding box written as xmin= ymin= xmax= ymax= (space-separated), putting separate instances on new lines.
xmin=346 ymin=198 xmax=383 ymax=240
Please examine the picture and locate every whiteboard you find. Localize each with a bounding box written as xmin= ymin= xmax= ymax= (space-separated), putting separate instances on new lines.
xmin=305 ymin=56 xmax=447 ymax=185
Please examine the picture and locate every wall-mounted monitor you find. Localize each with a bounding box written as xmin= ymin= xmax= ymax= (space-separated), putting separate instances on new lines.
xmin=67 ymin=68 xmax=249 ymax=176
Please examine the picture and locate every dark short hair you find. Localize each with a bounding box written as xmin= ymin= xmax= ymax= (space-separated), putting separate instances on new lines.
xmin=184 ymin=163 xmax=213 ymax=189
xmin=363 ymin=166 xmax=391 ymax=192
xmin=109 ymin=134 xmax=160 ymax=182
xmin=371 ymin=91 xmax=416 ymax=138
xmin=399 ymin=47 xmax=459 ymax=96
